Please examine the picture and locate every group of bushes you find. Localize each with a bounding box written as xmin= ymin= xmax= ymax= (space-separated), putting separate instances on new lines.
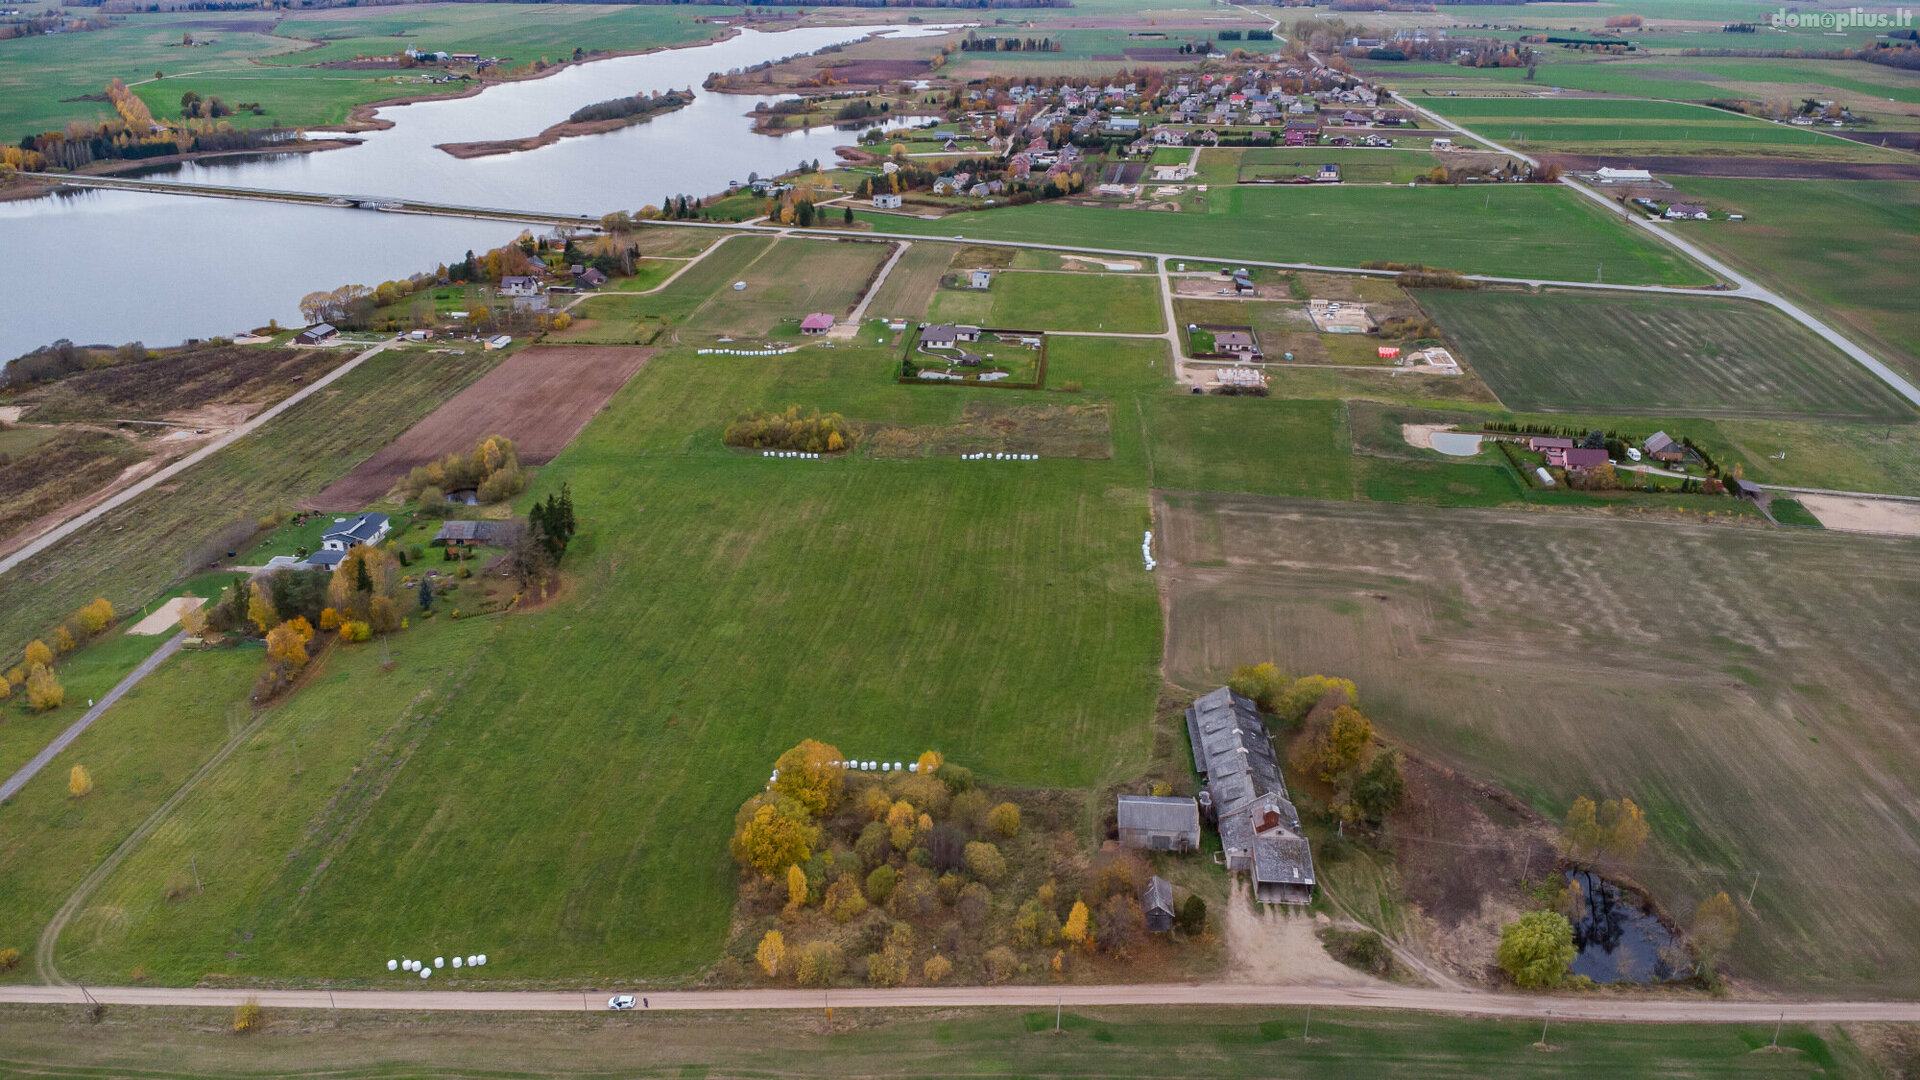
xmin=400 ymin=435 xmax=526 ymax=507
xmin=1 ymin=597 xmax=116 ymax=711
xmin=730 ymin=741 xmax=1207 ymax=989
xmin=723 ymin=406 xmax=855 ymax=454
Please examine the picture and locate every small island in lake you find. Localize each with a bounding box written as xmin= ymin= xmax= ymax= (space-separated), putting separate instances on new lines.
xmin=436 ymin=89 xmax=695 ymax=159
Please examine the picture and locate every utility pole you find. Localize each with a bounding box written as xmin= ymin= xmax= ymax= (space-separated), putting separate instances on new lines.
xmin=1539 ymin=1010 xmax=1550 ymax=1047
xmin=1056 ymin=996 xmax=1062 ymax=1032
xmin=292 ymin=739 xmax=301 ymax=776
xmin=1772 ymin=1012 xmax=1783 ymax=1048
xmin=191 ymin=855 xmax=202 ymax=893
xmin=1303 ymin=1003 xmax=1312 ymax=1040
xmin=1747 ymin=870 xmax=1760 ymax=905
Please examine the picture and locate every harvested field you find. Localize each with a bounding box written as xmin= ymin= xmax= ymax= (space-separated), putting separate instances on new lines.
xmin=1155 ymin=492 xmax=1920 ymax=994
xmin=12 ymin=346 xmax=350 ymax=423
xmin=306 ymin=346 xmax=650 ymax=509
xmin=1545 ymin=154 xmax=1920 ymax=181
xmin=0 ymin=428 xmax=149 ymax=546
xmin=864 ymin=400 xmax=1112 ymax=458
xmin=682 ymin=238 xmax=890 ymax=338
xmin=864 ymin=241 xmax=954 ymax=322
xmin=812 ymin=58 xmax=930 ymax=83
xmin=1415 ymin=289 xmax=1915 ymax=421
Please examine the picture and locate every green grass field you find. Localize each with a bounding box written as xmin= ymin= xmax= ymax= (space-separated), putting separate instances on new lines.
xmin=47 ymin=334 xmax=1166 ymax=984
xmin=1421 ymin=95 xmax=1882 ymax=158
xmin=0 ymin=1005 xmax=1878 ymax=1078
xmin=863 ymin=241 xmax=954 ymax=322
xmin=1662 ymin=178 xmax=1920 ymax=386
xmin=1238 ymin=148 xmax=1438 ymax=186
xmin=856 ymin=185 xmax=1713 ymax=286
xmin=1414 ymin=289 xmax=1915 ymax=421
xmin=927 ymin=270 xmax=1166 ymax=333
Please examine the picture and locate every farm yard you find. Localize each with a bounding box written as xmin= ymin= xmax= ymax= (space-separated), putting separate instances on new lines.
xmin=1155 ymin=494 xmax=1920 ymax=996
xmin=305 ymin=345 xmax=651 ymax=510
xmin=857 ymin=185 xmax=1713 ymax=286
xmin=927 ymin=271 xmax=1166 ymax=334
xmin=1413 ymin=289 xmax=1915 ymax=421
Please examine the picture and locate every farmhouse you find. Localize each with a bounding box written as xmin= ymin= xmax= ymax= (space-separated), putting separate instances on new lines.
xmin=871 ymin=193 xmax=903 ymax=209
xmin=1185 ymin=686 xmax=1316 ymax=904
xmin=1141 ymin=876 xmax=1176 ymax=933
xmin=970 ymin=269 xmax=993 ymax=290
xmin=1116 ymin=795 xmax=1201 ymax=851
xmin=1644 ymin=430 xmax=1686 ymax=462
xmin=321 ymin=512 xmax=391 ymax=553
xmin=800 ymin=313 xmax=836 ymax=335
xmin=295 ymin=323 xmax=338 ymax=346
xmin=432 ymin=519 xmax=516 ymax=548
xmin=500 ymin=275 xmax=540 ymax=297
xmin=1664 ymin=203 xmax=1710 ymax=221
xmin=572 ymin=266 xmax=609 ymax=289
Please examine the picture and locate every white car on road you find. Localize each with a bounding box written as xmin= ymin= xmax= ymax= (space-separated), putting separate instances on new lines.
xmin=608 ymin=995 xmax=636 ymax=1010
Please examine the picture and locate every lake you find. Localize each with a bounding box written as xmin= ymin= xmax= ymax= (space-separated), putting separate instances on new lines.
xmin=0 ymin=24 xmax=942 ymax=360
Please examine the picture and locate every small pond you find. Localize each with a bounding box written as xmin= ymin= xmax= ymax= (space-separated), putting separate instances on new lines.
xmin=1565 ymin=869 xmax=1689 ymax=984
xmin=1428 ymin=432 xmax=1484 ymax=457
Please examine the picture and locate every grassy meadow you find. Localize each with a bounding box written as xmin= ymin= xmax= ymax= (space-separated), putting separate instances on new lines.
xmin=47 ymin=327 xmax=1170 ymax=984
xmin=1414 ymin=288 xmax=1916 ymax=420
xmin=927 ymin=270 xmax=1167 ymax=334
xmin=856 ymin=185 xmax=1713 ymax=286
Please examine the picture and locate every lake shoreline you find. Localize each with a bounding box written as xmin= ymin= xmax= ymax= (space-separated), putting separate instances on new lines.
xmin=435 ymin=98 xmax=695 ymax=159
xmin=0 ymin=140 xmax=364 ymax=203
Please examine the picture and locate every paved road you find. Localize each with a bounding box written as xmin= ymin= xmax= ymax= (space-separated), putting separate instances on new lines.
xmin=1390 ymin=92 xmax=1920 ymax=410
xmin=0 ymin=341 xmax=392 ymax=580
xmin=5 ymin=981 xmax=1919 ymax=1023
xmin=0 ymin=632 xmax=185 ymax=804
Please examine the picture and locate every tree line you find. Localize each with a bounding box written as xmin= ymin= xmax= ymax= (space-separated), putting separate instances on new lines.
xmin=568 ymin=88 xmax=693 ymax=126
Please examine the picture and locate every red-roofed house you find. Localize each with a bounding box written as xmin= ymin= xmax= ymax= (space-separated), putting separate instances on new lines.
xmin=800 ymin=313 xmax=835 ymax=335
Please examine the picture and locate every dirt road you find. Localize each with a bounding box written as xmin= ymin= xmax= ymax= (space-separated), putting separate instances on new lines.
xmin=3 ymin=981 xmax=1918 ymax=1023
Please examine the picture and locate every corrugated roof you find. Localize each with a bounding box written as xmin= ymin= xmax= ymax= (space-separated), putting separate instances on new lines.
xmin=1117 ymin=795 xmax=1199 ymax=834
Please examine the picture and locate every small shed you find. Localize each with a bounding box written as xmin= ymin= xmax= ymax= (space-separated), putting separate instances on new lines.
xmin=295 ymin=323 xmax=338 ymax=346
xmin=970 ymin=269 xmax=992 ymax=290
xmin=1117 ymin=795 xmax=1201 ymax=852
xmin=1141 ymin=876 xmax=1176 ymax=933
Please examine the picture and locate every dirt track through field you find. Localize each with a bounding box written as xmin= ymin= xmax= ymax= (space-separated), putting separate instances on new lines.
xmin=306 ymin=346 xmax=650 ymax=510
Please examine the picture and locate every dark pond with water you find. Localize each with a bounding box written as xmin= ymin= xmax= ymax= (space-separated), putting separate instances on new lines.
xmin=1565 ymin=868 xmax=1688 ymax=983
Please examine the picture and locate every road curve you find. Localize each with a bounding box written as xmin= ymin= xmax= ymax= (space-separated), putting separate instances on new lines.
xmin=4 ymin=981 xmax=1918 ymax=1023
xmin=0 ymin=632 xmax=185 ymax=804
xmin=0 ymin=342 xmax=392 ymax=581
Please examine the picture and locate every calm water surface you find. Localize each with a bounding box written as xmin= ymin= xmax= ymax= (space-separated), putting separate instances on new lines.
xmin=0 ymin=25 xmax=941 ymax=358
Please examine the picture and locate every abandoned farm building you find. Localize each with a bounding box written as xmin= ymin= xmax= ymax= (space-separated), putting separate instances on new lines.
xmin=1141 ymin=875 xmax=1176 ymax=933
xmin=1117 ymin=795 xmax=1202 ymax=852
xmin=1186 ymin=686 xmax=1316 ymax=904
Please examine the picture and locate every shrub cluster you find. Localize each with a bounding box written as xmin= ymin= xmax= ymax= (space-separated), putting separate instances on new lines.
xmin=723 ymin=406 xmax=854 ymax=454
xmin=400 ymin=435 xmax=525 ymax=505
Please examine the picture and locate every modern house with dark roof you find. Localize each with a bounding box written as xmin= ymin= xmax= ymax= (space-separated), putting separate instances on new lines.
xmin=1186 ymin=686 xmax=1316 ymax=904
xmin=1644 ymin=430 xmax=1686 ymax=463
xmin=320 ymin=512 xmax=391 ymax=554
xmin=1117 ymin=795 xmax=1201 ymax=852
xmin=295 ymin=323 xmax=338 ymax=346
